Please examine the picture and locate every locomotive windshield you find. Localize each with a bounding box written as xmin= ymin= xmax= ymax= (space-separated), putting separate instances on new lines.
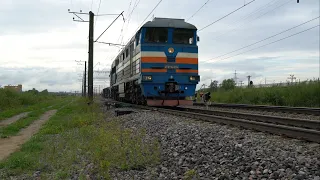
xmin=144 ymin=27 xmax=168 ymax=43
xmin=173 ymin=28 xmax=194 ymax=45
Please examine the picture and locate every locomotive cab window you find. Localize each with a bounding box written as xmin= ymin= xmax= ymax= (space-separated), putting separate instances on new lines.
xmin=144 ymin=28 xmax=168 ymax=43
xmin=173 ymin=28 xmax=194 ymax=45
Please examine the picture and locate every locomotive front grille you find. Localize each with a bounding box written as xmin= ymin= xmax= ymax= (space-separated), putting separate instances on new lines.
xmin=165 ymin=82 xmax=179 ymax=93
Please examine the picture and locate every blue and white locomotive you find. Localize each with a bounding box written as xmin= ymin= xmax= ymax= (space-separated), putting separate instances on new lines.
xmin=106 ymin=17 xmax=200 ymax=106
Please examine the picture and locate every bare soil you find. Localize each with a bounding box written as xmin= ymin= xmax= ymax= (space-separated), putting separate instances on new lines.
xmin=0 ymin=112 xmax=30 ymax=127
xmin=0 ymin=110 xmax=57 ymax=161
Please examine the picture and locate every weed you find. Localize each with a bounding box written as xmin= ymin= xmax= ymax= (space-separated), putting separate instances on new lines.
xmin=184 ymin=169 xmax=199 ymax=180
xmin=203 ymin=81 xmax=320 ymax=107
xmin=0 ymin=89 xmax=69 ymax=121
xmin=0 ymin=98 xmax=160 ymax=179
xmin=0 ymin=98 xmax=68 ymax=138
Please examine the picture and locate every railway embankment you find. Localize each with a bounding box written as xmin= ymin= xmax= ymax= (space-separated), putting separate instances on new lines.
xmin=105 ymin=103 xmax=320 ymax=179
xmin=2 ymin=98 xmax=319 ymax=179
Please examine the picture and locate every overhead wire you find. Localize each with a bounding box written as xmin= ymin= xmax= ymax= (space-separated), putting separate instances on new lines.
xmin=209 ymin=0 xmax=279 ymax=34
xmin=235 ymin=0 xmax=279 ymax=22
xmin=187 ymin=0 xmax=213 ymax=21
xmin=203 ymin=25 xmax=320 ymax=63
xmin=90 ymin=0 xmax=94 ymax=11
xmin=94 ymin=0 xmax=102 ymax=28
xmin=199 ymin=0 xmax=257 ymax=32
xmin=111 ymin=0 xmax=162 ymax=62
xmin=120 ymin=0 xmax=141 ymax=44
xmin=134 ymin=0 xmax=163 ymax=33
xmin=117 ymin=0 xmax=136 ymax=45
xmin=211 ymin=0 xmax=291 ymax=40
xmin=204 ymin=16 xmax=320 ymax=62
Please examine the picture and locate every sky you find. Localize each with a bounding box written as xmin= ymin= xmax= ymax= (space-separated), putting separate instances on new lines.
xmin=0 ymin=0 xmax=319 ymax=92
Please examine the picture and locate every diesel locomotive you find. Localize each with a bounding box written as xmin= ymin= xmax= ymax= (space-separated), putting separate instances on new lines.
xmin=104 ymin=17 xmax=200 ymax=106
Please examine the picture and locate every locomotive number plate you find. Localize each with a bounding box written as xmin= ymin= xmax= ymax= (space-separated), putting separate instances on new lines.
xmin=165 ymin=65 xmax=178 ymax=69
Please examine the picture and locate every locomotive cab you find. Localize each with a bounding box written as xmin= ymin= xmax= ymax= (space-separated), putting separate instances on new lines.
xmin=138 ymin=18 xmax=200 ymax=106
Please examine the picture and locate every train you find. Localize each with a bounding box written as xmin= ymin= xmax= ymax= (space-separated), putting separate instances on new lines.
xmin=103 ymin=17 xmax=200 ymax=106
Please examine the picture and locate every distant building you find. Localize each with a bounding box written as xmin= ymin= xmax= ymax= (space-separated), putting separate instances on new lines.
xmin=4 ymin=84 xmax=22 ymax=92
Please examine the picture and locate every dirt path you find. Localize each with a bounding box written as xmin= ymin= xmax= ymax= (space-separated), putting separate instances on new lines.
xmin=0 ymin=110 xmax=57 ymax=161
xmin=0 ymin=112 xmax=30 ymax=127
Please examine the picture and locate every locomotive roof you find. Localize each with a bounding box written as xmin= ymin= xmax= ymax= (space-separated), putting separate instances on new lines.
xmin=142 ymin=17 xmax=197 ymax=30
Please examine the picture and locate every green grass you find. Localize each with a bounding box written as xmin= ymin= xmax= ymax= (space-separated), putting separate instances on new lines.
xmin=0 ymin=98 xmax=160 ymax=179
xmin=0 ymin=88 xmax=69 ymax=121
xmin=0 ymin=98 xmax=69 ymax=138
xmin=204 ymin=81 xmax=320 ymax=107
xmin=0 ymin=98 xmax=69 ymax=121
xmin=0 ymin=89 xmax=57 ymax=111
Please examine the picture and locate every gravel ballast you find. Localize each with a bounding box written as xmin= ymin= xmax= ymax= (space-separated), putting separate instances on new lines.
xmin=107 ymin=106 xmax=320 ymax=180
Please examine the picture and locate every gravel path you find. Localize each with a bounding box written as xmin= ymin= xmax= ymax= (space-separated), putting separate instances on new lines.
xmin=183 ymin=105 xmax=320 ymax=121
xmin=106 ymin=106 xmax=320 ymax=180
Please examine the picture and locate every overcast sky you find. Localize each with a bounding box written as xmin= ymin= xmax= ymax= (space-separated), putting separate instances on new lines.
xmin=0 ymin=0 xmax=319 ymax=92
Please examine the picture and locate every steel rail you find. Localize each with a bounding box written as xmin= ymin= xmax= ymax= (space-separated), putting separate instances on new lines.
xmin=193 ymin=102 xmax=320 ymax=116
xmin=106 ymin=100 xmax=320 ymax=143
xmin=151 ymin=107 xmax=320 ymax=143
xmin=172 ymin=107 xmax=320 ymax=130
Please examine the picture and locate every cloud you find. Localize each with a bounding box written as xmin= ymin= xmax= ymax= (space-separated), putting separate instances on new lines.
xmin=0 ymin=0 xmax=319 ymax=92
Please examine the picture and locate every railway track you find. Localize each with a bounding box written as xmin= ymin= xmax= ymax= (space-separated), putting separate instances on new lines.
xmin=193 ymin=102 xmax=320 ymax=116
xmin=108 ymin=100 xmax=320 ymax=143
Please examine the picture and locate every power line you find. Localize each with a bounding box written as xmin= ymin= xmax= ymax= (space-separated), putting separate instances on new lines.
xmin=120 ymin=0 xmax=141 ymax=44
xmin=187 ymin=0 xmax=213 ymax=21
xmin=204 ymin=25 xmax=319 ymax=63
xmin=237 ymin=0 xmax=279 ymax=22
xmin=95 ymin=13 xmax=122 ymax=16
xmin=95 ymin=11 xmax=125 ymax=42
xmin=119 ymin=0 xmax=163 ymax=50
xmin=211 ymin=0 xmax=291 ymax=41
xmin=199 ymin=0 xmax=257 ymax=32
xmin=95 ymin=41 xmax=125 ymax=46
xmin=135 ymin=0 xmax=163 ymax=33
xmin=94 ymin=0 xmax=102 ymax=28
xmin=90 ymin=0 xmax=94 ymax=11
xmin=209 ymin=0 xmax=279 ymax=35
xmin=117 ymin=0 xmax=135 ymax=44
xmin=205 ymin=16 xmax=319 ymax=62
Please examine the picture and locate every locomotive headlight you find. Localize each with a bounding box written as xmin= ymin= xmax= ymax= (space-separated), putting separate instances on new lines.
xmin=189 ymin=76 xmax=196 ymax=81
xmin=168 ymin=47 xmax=174 ymax=54
xmin=189 ymin=76 xmax=200 ymax=81
xmin=142 ymin=75 xmax=152 ymax=81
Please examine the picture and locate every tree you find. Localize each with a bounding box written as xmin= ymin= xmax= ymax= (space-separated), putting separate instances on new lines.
xmin=40 ymin=89 xmax=49 ymax=95
xmin=209 ymin=80 xmax=219 ymax=91
xmin=27 ymin=88 xmax=39 ymax=94
xmin=221 ymin=79 xmax=236 ymax=91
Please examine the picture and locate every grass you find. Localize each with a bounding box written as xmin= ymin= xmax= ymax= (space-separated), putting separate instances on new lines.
xmin=0 ymin=98 xmax=160 ymax=179
xmin=203 ymin=81 xmax=320 ymax=107
xmin=0 ymin=97 xmax=69 ymax=121
xmin=0 ymin=88 xmax=69 ymax=121
xmin=0 ymin=89 xmax=56 ymax=111
xmin=0 ymin=98 xmax=69 ymax=138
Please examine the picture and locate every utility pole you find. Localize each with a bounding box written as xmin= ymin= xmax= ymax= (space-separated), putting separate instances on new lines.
xmin=239 ymin=81 xmax=244 ymax=87
xmin=233 ymin=70 xmax=238 ymax=86
xmin=247 ymin=75 xmax=251 ymax=87
xmin=88 ymin=11 xmax=94 ymax=101
xmin=288 ymin=74 xmax=296 ymax=83
xmin=82 ymin=79 xmax=84 ymax=96
xmin=84 ymin=61 xmax=87 ymax=97
xmin=68 ymin=9 xmax=124 ymax=102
